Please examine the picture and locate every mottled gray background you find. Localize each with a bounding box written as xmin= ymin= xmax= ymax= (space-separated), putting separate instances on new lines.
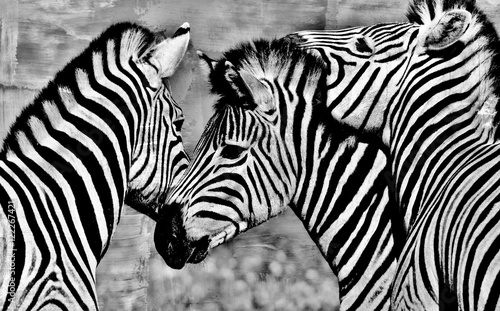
xmin=1 ymin=0 xmax=499 ymax=310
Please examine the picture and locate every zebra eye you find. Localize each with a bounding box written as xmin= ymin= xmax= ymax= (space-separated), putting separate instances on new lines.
xmin=220 ymin=144 xmax=246 ymax=160
xmin=355 ymin=37 xmax=373 ymax=54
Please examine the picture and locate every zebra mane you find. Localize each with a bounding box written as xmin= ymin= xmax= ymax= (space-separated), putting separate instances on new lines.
xmin=1 ymin=22 xmax=156 ymax=154
xmin=208 ymin=38 xmax=327 ymax=112
xmin=408 ymin=0 xmax=500 ymax=133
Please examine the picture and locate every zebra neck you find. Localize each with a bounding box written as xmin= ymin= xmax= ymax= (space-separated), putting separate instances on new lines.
xmin=0 ymin=166 xmax=102 ymax=309
xmin=1 ymin=138 xmax=122 ymax=253
xmin=391 ymin=94 xmax=498 ymax=229
xmin=0 ymin=87 xmax=129 ymax=260
xmin=291 ymin=135 xmax=398 ymax=309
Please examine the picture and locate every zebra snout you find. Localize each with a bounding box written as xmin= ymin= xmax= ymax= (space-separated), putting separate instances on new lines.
xmin=154 ymin=203 xmax=189 ymax=269
xmin=154 ymin=202 xmax=211 ymax=269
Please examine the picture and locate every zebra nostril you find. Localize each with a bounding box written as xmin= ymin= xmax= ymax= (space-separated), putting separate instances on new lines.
xmin=186 ymin=235 xmax=210 ymax=264
xmin=192 ymin=235 xmax=210 ymax=250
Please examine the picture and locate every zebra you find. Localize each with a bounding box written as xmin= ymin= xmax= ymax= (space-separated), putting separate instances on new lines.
xmin=157 ymin=0 xmax=500 ymax=309
xmin=154 ymin=39 xmax=404 ymax=311
xmin=288 ymin=0 xmax=500 ymax=310
xmin=0 ymin=22 xmax=190 ymax=310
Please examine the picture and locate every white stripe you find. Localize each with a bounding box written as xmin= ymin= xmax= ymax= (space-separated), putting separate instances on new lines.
xmin=27 ymin=116 xmax=107 ymax=258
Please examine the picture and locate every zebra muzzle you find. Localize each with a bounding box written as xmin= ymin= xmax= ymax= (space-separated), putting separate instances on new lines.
xmin=154 ymin=203 xmax=210 ymax=269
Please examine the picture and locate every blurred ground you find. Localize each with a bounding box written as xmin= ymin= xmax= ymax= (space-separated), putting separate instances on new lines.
xmin=97 ymin=208 xmax=339 ymax=310
xmin=147 ymin=209 xmax=339 ymax=311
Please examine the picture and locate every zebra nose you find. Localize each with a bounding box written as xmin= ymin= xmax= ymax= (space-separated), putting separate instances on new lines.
xmin=154 ymin=202 xmax=189 ymax=269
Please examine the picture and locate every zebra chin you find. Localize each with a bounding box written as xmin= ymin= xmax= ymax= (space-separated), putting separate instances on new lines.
xmin=154 ymin=203 xmax=211 ymax=269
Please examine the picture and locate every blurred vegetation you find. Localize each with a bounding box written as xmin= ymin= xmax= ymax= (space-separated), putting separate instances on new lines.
xmin=147 ymin=209 xmax=340 ymax=311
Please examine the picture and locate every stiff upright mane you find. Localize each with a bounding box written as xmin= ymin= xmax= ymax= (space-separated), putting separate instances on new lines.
xmin=207 ymin=38 xmax=327 ymax=112
xmin=1 ymin=22 xmax=156 ymax=155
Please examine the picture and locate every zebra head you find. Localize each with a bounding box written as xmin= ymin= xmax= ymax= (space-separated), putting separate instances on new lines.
xmin=292 ymin=0 xmax=499 ymax=150
xmin=154 ymin=39 xmax=328 ymax=269
xmin=290 ymin=0 xmax=500 ymax=224
xmin=122 ymin=24 xmax=191 ymax=217
xmin=0 ymin=23 xmax=192 ymax=229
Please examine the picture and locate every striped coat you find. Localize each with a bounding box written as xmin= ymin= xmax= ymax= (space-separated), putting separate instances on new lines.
xmin=292 ymin=0 xmax=500 ymax=309
xmin=0 ymin=22 xmax=189 ymax=310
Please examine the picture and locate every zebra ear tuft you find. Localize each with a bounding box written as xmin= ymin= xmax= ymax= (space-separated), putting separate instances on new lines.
xmin=421 ymin=9 xmax=472 ymax=51
xmin=146 ymin=22 xmax=190 ymax=78
xmin=197 ymin=50 xmax=217 ymax=78
xmin=224 ymin=61 xmax=275 ymax=112
xmin=223 ymin=61 xmax=249 ymax=100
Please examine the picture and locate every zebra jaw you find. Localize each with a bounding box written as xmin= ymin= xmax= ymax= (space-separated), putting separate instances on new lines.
xmin=207 ymin=221 xmax=247 ymax=249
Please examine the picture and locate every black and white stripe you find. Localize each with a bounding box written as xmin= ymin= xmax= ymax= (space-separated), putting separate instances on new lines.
xmin=292 ymin=0 xmax=500 ymax=309
xmin=0 ymin=22 xmax=190 ymax=310
xmin=155 ymin=39 xmax=402 ymax=311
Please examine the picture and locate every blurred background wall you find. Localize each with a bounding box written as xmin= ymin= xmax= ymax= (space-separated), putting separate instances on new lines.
xmin=1 ymin=0 xmax=499 ymax=310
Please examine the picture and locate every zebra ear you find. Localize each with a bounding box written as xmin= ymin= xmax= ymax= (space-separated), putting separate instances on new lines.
xmin=147 ymin=22 xmax=190 ymax=78
xmin=224 ymin=61 xmax=275 ymax=112
xmin=197 ymin=50 xmax=217 ymax=78
xmin=421 ymin=9 xmax=472 ymax=51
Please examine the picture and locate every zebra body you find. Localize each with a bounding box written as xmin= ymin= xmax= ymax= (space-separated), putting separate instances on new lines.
xmin=292 ymin=0 xmax=500 ymax=309
xmin=0 ymin=22 xmax=189 ymax=310
xmin=155 ymin=40 xmax=402 ymax=310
